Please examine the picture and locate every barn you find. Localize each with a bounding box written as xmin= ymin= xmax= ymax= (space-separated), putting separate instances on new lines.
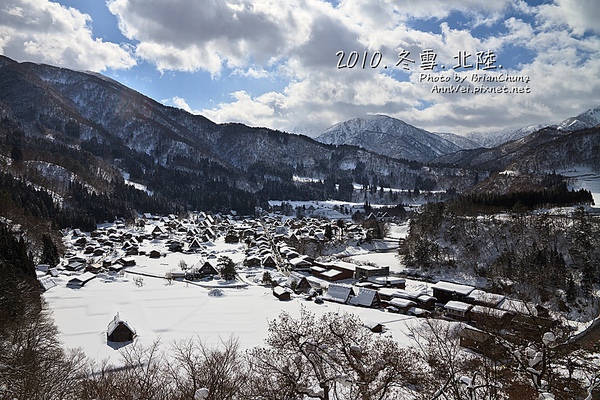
xmin=107 ymin=313 xmax=136 ymax=343
xmin=198 ymin=261 xmax=219 ymax=276
xmin=323 ymin=284 xmax=352 ymax=304
xmin=348 ymin=287 xmax=381 ymax=308
xmin=443 ymin=301 xmax=473 ymax=320
xmin=287 ymin=273 xmax=313 ymax=294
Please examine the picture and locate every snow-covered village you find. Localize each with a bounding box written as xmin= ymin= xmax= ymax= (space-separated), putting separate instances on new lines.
xmin=2 ymin=1 xmax=600 ymax=399
xmin=44 ymin=203 xmax=415 ymax=358
xmin=30 ymin=198 xmax=600 ymax=399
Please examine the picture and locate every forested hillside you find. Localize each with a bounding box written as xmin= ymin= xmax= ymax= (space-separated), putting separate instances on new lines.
xmin=401 ymin=201 xmax=600 ymax=309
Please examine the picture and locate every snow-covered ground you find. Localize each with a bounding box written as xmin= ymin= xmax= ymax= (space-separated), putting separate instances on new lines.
xmin=44 ymin=270 xmax=419 ymax=364
xmin=335 ymin=222 xmax=409 ymax=273
xmin=268 ymin=199 xmax=363 ymax=217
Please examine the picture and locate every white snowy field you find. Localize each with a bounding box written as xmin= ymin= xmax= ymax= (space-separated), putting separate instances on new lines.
xmin=120 ymin=170 xmax=153 ymax=195
xmin=44 ymin=269 xmax=420 ymax=365
xmin=268 ymin=199 xmax=361 ymax=219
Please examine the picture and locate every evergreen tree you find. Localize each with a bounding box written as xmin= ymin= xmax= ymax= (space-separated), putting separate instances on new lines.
xmin=41 ymin=234 xmax=60 ymax=267
xmin=218 ymin=256 xmax=236 ymax=281
xmin=262 ymin=271 xmax=272 ymax=285
xmin=10 ymin=144 xmax=23 ymax=163
xmin=324 ymin=224 xmax=333 ymax=240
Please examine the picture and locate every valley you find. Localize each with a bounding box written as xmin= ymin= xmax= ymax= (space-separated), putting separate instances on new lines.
xmin=1 ymin=55 xmax=599 ymax=398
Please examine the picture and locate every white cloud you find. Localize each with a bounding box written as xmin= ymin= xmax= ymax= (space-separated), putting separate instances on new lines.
xmin=202 ymin=90 xmax=285 ymax=127
xmin=537 ymin=0 xmax=600 ymax=36
xmin=338 ymin=0 xmax=513 ymax=22
xmin=162 ymin=96 xmax=196 ymax=114
xmin=6 ymin=0 xmax=596 ymax=137
xmin=199 ymin=21 xmax=600 ymax=136
xmin=231 ymin=67 xmax=272 ymax=79
xmin=107 ymin=0 xmax=322 ymax=74
xmin=0 ymin=0 xmax=135 ymax=71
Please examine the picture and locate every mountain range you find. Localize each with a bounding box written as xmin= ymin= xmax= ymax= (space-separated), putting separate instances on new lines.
xmin=0 ymin=55 xmax=476 ymax=223
xmin=315 ymin=107 xmax=600 ymax=160
xmin=0 ymin=54 xmax=598 ymax=230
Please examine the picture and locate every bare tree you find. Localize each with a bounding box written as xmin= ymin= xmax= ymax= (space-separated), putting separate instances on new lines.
xmin=115 ymin=340 xmax=174 ymax=400
xmin=245 ymin=307 xmax=412 ymax=400
xmin=0 ymin=292 xmax=88 ymax=400
xmin=179 ymin=259 xmax=188 ymax=271
xmin=168 ymin=336 xmax=246 ymax=400
xmin=0 ymin=267 xmax=89 ymax=400
xmin=407 ymin=318 xmax=509 ymax=400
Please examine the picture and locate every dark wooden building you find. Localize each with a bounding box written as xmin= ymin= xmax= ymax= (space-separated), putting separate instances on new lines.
xmin=107 ymin=313 xmax=136 ymax=342
xmin=273 ymin=286 xmax=292 ymax=301
xmin=431 ymin=281 xmax=475 ymax=304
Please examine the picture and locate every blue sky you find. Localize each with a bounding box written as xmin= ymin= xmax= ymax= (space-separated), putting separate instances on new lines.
xmin=1 ymin=0 xmax=599 ymax=135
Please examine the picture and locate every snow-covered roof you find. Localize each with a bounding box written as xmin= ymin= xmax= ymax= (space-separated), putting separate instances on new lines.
xmin=391 ymin=289 xmax=420 ymax=300
xmin=444 ymin=301 xmax=472 ymax=313
xmin=289 ymin=256 xmax=312 ymax=267
xmin=368 ymin=276 xmax=404 ymax=285
xmin=38 ymin=276 xmax=57 ymax=291
xmin=321 ymin=269 xmax=342 ymax=278
xmin=107 ymin=312 xmax=136 ymax=336
xmin=36 ymin=264 xmax=50 ymax=272
xmin=389 ymin=298 xmax=417 ymax=309
xmin=348 ymin=288 xmax=378 ymax=307
xmin=273 ymin=286 xmax=291 ymax=296
xmin=323 ymin=284 xmax=351 ymax=303
xmin=466 ymin=290 xmax=506 ymax=307
xmin=363 ymin=320 xmax=383 ymax=330
xmin=470 ymin=305 xmax=511 ymax=319
xmin=68 ymin=272 xmax=96 ymax=286
xmin=287 ymin=272 xmax=309 ymax=285
xmin=417 ymin=294 xmax=436 ymax=303
xmin=329 ymin=261 xmax=356 ymax=272
xmin=432 ymin=281 xmax=475 ymax=295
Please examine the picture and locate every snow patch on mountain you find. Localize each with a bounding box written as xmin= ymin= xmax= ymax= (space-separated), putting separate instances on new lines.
xmin=559 ymin=166 xmax=600 ymax=208
xmin=434 ymin=132 xmax=480 ymax=149
xmin=120 ymin=170 xmax=153 ymax=195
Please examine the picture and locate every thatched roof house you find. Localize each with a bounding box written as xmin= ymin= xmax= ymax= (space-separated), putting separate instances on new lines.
xmin=107 ymin=313 xmax=136 ymax=343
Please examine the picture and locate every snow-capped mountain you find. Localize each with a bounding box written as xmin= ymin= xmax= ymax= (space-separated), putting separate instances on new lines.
xmin=434 ymin=131 xmax=480 ymax=150
xmin=465 ymin=124 xmax=546 ymax=148
xmin=556 ymin=105 xmax=600 ymax=131
xmin=462 ymin=105 xmax=600 ymax=147
xmin=316 ymin=115 xmax=461 ymax=162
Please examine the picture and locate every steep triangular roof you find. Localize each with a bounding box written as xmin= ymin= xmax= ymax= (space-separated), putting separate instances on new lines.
xmin=348 ymin=287 xmax=380 ymax=307
xmin=107 ymin=312 xmax=136 ymax=336
xmin=323 ymin=284 xmax=351 ymax=303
